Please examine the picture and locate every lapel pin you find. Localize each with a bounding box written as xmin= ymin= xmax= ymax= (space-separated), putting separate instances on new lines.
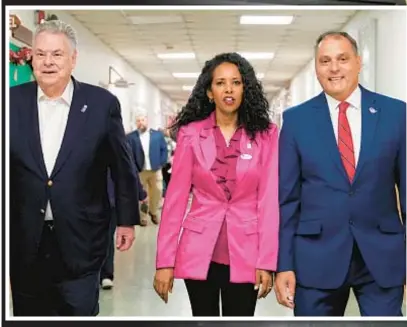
xmin=369 ymin=107 xmax=377 ymax=114
xmin=81 ymin=105 xmax=88 ymax=113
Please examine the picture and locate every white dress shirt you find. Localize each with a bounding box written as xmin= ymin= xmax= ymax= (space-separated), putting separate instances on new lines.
xmin=38 ymin=80 xmax=74 ymax=220
xmin=139 ymin=129 xmax=152 ymax=171
xmin=325 ymin=86 xmax=362 ymax=165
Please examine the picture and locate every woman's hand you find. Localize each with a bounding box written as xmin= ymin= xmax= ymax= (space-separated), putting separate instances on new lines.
xmin=255 ymin=269 xmax=273 ymax=299
xmin=153 ymin=268 xmax=174 ymax=303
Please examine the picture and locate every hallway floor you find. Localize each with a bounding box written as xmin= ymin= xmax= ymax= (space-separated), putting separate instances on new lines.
xmin=98 ymin=222 xmax=406 ymax=317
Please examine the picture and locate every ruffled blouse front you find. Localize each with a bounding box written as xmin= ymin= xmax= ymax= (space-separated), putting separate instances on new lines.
xmin=210 ymin=125 xmax=242 ymax=265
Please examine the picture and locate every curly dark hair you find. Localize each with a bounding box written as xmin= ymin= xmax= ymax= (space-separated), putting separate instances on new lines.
xmin=170 ymin=52 xmax=271 ymax=139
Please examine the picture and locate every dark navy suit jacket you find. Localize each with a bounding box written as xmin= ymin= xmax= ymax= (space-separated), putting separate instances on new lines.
xmin=278 ymin=85 xmax=406 ymax=289
xmin=10 ymin=78 xmax=141 ymax=277
xmin=127 ymin=129 xmax=168 ymax=172
xmin=107 ymin=168 xmax=147 ymax=208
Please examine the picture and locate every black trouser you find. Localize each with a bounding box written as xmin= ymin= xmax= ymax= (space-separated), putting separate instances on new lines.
xmin=100 ymin=208 xmax=117 ymax=281
xmin=184 ymin=262 xmax=258 ymax=316
xmin=11 ymin=221 xmax=100 ymax=316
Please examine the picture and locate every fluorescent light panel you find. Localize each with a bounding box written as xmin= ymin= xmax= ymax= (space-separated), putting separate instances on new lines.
xmin=157 ymin=52 xmax=196 ymax=59
xmin=239 ymin=52 xmax=274 ymax=60
xmin=172 ymin=72 xmax=200 ymax=78
xmin=240 ymin=15 xmax=294 ymax=25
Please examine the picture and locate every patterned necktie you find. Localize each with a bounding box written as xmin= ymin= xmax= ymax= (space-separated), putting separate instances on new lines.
xmin=338 ymin=101 xmax=355 ymax=182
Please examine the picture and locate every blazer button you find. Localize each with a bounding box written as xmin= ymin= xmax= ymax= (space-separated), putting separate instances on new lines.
xmin=47 ymin=180 xmax=53 ymax=187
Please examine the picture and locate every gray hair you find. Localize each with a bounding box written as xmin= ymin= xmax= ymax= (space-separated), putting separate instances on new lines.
xmin=33 ymin=20 xmax=78 ymax=51
xmin=315 ymin=31 xmax=359 ymax=55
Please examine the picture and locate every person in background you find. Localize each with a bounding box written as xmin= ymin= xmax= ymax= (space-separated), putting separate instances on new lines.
xmin=127 ymin=116 xmax=167 ymax=226
xmin=153 ymin=52 xmax=279 ymax=316
xmin=100 ymin=170 xmax=147 ymax=290
xmin=161 ymin=128 xmax=176 ymax=197
xmin=275 ymin=31 xmax=406 ymax=316
xmin=9 ymin=20 xmax=140 ymax=316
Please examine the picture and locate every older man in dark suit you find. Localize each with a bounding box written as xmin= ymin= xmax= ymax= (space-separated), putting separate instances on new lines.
xmin=10 ymin=20 xmax=140 ymax=316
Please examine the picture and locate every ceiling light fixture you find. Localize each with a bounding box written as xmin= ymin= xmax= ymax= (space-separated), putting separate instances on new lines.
xmin=239 ymin=52 xmax=274 ymax=60
xmin=157 ymin=52 xmax=196 ymax=59
xmin=240 ymin=15 xmax=294 ymax=25
xmin=172 ymin=72 xmax=200 ymax=78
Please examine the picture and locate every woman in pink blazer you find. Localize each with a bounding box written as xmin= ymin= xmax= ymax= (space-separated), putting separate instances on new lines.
xmin=153 ymin=52 xmax=279 ymax=316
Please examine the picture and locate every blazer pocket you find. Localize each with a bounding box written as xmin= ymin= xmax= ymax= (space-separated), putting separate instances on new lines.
xmin=182 ymin=218 xmax=205 ymax=233
xmin=295 ymin=220 xmax=322 ymax=236
xmin=378 ymin=219 xmax=404 ymax=234
xmin=244 ymin=220 xmax=258 ymax=235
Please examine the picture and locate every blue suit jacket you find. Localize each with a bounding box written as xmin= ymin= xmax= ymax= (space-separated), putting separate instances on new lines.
xmin=10 ymin=78 xmax=141 ymax=277
xmin=278 ymin=86 xmax=406 ymax=289
xmin=127 ymin=129 xmax=168 ymax=172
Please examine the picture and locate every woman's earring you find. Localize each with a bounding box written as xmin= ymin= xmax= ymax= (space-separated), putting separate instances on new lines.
xmin=209 ymin=98 xmax=214 ymax=103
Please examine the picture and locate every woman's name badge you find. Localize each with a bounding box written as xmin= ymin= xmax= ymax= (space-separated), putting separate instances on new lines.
xmin=241 ymin=153 xmax=252 ymax=160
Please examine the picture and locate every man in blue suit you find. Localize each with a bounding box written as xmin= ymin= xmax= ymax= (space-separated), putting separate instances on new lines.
xmin=127 ymin=115 xmax=168 ymax=226
xmin=10 ymin=20 xmax=140 ymax=316
xmin=275 ymin=31 xmax=406 ymax=316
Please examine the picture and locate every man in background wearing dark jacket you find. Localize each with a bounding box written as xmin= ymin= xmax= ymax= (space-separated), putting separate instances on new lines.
xmin=100 ymin=170 xmax=147 ymax=289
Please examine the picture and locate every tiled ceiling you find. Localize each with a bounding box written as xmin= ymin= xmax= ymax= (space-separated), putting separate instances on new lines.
xmin=68 ymin=9 xmax=357 ymax=106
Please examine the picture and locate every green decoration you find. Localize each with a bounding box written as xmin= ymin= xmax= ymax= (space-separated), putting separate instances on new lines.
xmin=10 ymin=42 xmax=34 ymax=87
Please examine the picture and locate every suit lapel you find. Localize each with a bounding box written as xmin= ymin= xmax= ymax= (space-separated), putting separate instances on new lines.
xmin=353 ymin=87 xmax=379 ymax=183
xmin=236 ymin=129 xmax=254 ymax=185
xmin=198 ymin=121 xmax=217 ymax=171
xmin=26 ymin=82 xmax=48 ymax=178
xmin=313 ymin=92 xmax=349 ymax=184
xmin=50 ymin=79 xmax=89 ymax=178
xmin=197 ymin=115 xmax=229 ymax=199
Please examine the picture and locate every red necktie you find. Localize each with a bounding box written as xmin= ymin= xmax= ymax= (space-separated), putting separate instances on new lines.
xmin=338 ymin=102 xmax=355 ymax=182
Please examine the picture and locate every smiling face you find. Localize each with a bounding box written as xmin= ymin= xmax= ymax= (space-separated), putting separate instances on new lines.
xmin=206 ymin=61 xmax=244 ymax=115
xmin=32 ymin=31 xmax=77 ymax=92
xmin=315 ymin=34 xmax=361 ymax=101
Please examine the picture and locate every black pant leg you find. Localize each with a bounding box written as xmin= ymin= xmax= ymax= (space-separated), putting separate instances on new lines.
xmin=220 ymin=266 xmax=258 ymax=316
xmin=12 ymin=222 xmax=100 ymax=316
xmin=184 ymin=262 xmax=223 ymax=316
xmin=101 ymin=209 xmax=117 ymax=281
xmin=11 ymin=222 xmax=61 ymax=316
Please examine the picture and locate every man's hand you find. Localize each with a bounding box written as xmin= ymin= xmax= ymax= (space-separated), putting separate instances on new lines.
xmin=274 ymin=271 xmax=296 ymax=309
xmin=115 ymin=226 xmax=135 ymax=251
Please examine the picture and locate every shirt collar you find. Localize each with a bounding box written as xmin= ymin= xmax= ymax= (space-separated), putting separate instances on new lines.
xmin=325 ymin=85 xmax=361 ymax=113
xmin=37 ymin=78 xmax=74 ymax=106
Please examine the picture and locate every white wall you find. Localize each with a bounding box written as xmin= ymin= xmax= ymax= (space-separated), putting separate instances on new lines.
xmin=287 ymin=9 xmax=406 ymax=107
xmin=9 ymin=9 xmax=177 ymax=131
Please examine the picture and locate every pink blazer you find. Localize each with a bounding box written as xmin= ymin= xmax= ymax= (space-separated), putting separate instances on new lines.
xmin=156 ymin=116 xmax=280 ymax=284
